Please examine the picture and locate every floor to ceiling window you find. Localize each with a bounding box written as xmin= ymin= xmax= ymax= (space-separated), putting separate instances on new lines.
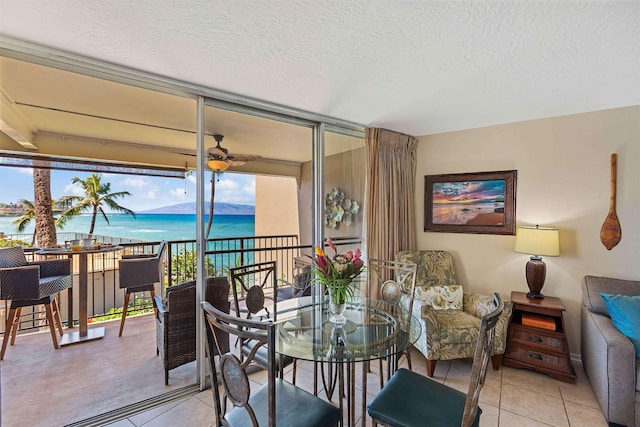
xmin=0 ymin=42 xmax=364 ymax=425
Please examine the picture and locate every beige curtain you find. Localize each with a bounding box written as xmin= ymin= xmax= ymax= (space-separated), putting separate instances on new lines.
xmin=365 ymin=128 xmax=418 ymax=276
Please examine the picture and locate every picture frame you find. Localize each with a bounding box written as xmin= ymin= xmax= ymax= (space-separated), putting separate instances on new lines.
xmin=424 ymin=170 xmax=517 ymax=235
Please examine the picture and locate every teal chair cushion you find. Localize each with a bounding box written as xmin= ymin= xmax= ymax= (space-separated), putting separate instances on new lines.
xmin=225 ymin=378 xmax=342 ymax=427
xmin=368 ymin=368 xmax=481 ymax=427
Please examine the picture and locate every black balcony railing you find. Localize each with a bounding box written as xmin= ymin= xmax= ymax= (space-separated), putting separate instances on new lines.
xmin=0 ymin=234 xmax=362 ymax=337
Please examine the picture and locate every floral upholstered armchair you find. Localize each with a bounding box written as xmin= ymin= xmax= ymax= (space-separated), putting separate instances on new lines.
xmin=395 ymin=250 xmax=513 ymax=377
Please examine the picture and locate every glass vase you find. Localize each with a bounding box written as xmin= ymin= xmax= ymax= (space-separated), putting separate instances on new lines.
xmin=328 ymin=287 xmax=347 ymax=325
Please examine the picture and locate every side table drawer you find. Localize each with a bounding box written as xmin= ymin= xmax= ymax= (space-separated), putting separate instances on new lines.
xmin=505 ymin=343 xmax=572 ymax=372
xmin=511 ymin=326 xmax=565 ymax=351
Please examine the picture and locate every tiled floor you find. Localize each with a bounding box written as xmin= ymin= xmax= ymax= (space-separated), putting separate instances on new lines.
xmin=106 ymin=350 xmax=608 ymax=427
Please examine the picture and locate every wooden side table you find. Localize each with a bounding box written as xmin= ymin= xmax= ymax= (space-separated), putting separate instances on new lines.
xmin=503 ymin=291 xmax=576 ymax=383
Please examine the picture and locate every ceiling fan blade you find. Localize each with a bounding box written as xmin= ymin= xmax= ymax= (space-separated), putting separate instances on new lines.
xmin=228 ymin=153 xmax=261 ymax=162
xmin=174 ymin=150 xmax=196 ymax=157
xmin=227 ymin=159 xmax=246 ymax=167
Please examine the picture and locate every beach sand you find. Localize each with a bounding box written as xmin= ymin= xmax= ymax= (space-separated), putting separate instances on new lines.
xmin=466 ymin=213 xmax=504 ymax=226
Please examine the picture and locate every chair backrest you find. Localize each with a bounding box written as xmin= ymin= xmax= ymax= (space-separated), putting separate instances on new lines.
xmin=462 ymin=293 xmax=504 ymax=427
xmin=229 ymin=261 xmax=277 ymax=319
xmin=202 ymin=300 xmax=277 ymax=427
xmin=119 ymin=240 xmax=168 ymax=288
xmin=367 ymin=258 xmax=417 ymax=314
xmin=205 ymin=276 xmax=231 ymax=355
xmin=395 ymin=250 xmax=457 ymax=289
xmin=0 ymin=246 xmax=28 ymax=268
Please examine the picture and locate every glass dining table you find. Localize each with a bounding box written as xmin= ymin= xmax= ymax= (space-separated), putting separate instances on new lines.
xmin=271 ymin=295 xmax=421 ymax=427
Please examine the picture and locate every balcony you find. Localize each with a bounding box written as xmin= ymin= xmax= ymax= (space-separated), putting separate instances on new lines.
xmin=0 ymin=235 xmax=360 ymax=426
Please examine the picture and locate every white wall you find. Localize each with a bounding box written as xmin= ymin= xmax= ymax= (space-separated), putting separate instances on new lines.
xmin=415 ymin=106 xmax=640 ymax=356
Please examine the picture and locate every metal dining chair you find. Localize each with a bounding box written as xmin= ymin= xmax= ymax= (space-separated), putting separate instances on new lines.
xmin=367 ymin=258 xmax=418 ymax=388
xmin=367 ymin=294 xmax=504 ymax=427
xmin=202 ymin=300 xmax=343 ymax=427
xmin=0 ymin=246 xmax=72 ymax=360
xmin=229 ymin=261 xmax=297 ymax=382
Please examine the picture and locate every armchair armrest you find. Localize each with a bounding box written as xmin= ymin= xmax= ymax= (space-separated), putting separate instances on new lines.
xmin=0 ymin=265 xmax=41 ymax=300
xmin=581 ymin=307 xmax=636 ymax=426
xmin=153 ymin=295 xmax=168 ymax=314
xmin=30 ymin=258 xmax=72 ymax=277
xmin=153 ymin=295 xmax=167 ymax=322
xmin=420 ymin=303 xmax=441 ymax=359
xmin=463 ymin=292 xmax=495 ymax=318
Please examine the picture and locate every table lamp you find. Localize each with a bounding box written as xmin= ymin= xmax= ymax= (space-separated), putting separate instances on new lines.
xmin=514 ymin=225 xmax=560 ymax=299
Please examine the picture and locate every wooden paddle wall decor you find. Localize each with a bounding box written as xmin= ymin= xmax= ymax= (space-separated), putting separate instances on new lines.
xmin=600 ymin=153 xmax=622 ymax=250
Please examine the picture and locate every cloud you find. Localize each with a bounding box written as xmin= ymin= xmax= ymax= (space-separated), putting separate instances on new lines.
xmin=169 ymin=188 xmax=187 ymax=200
xmin=122 ymin=177 xmax=149 ymax=189
xmin=64 ymin=183 xmax=85 ymax=196
xmin=216 ymin=178 xmax=240 ymax=190
xmin=17 ymin=168 xmax=33 ymax=175
xmin=242 ymin=180 xmax=256 ymax=196
xmin=145 ymin=191 xmax=157 ymax=200
xmin=187 ymin=175 xmax=197 ymax=184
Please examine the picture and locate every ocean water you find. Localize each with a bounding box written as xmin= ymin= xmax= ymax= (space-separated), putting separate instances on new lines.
xmin=0 ymin=213 xmax=255 ymax=242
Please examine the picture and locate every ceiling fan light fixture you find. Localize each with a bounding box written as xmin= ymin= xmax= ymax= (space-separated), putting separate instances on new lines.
xmin=207 ymin=159 xmax=229 ymax=171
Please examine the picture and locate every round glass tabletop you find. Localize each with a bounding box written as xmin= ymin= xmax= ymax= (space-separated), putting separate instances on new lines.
xmin=273 ymin=296 xmax=421 ymax=363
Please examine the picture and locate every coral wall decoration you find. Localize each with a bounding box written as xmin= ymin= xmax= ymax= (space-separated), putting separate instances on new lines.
xmin=325 ymin=188 xmax=359 ymax=229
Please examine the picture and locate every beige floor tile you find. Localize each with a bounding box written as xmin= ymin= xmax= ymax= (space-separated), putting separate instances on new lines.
xmin=105 ymin=419 xmax=137 ymax=427
xmin=564 ymin=400 xmax=608 ymax=427
xmin=193 ymin=389 xmax=215 ymax=407
xmin=499 ymin=409 xmax=555 ymax=426
xmin=501 ymin=366 xmax=561 ymax=397
xmin=557 ymin=363 xmax=601 ymax=410
xmin=140 ymin=396 xmax=214 ymax=427
xmin=479 ymin=403 xmax=499 ymax=427
xmin=128 ymin=397 xmax=188 ymax=426
xmin=479 ymin=378 xmax=502 ymax=407
xmin=500 ymin=383 xmax=569 ymax=427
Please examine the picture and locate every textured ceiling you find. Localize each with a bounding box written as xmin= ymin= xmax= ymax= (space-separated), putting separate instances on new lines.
xmin=0 ymin=0 xmax=639 ymax=136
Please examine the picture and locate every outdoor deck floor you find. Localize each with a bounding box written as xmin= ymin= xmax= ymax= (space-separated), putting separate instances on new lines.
xmin=0 ymin=314 xmax=196 ymax=427
xmin=1 ymin=314 xmax=608 ymax=427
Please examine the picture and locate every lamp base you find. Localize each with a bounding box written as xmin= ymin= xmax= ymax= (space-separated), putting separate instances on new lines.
xmin=525 ymin=256 xmax=547 ymax=300
xmin=526 ymin=291 xmax=545 ymax=299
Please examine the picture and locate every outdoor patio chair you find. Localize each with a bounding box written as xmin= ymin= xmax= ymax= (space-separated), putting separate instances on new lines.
xmin=367 ymin=294 xmax=504 ymax=427
xmin=0 ymin=246 xmax=72 ymax=360
xmin=276 ymin=264 xmax=312 ymax=301
xmin=118 ymin=240 xmax=167 ymax=337
xmin=202 ymin=300 xmax=343 ymax=427
xmin=154 ymin=276 xmax=230 ymax=385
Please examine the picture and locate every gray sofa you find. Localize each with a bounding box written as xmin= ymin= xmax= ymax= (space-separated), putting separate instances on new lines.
xmin=581 ymin=275 xmax=640 ymax=427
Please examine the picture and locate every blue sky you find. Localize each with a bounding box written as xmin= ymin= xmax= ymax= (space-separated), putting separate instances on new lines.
xmin=0 ymin=167 xmax=255 ymax=212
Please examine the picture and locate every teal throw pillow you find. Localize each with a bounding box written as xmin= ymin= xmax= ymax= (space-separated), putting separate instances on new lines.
xmin=600 ymin=293 xmax=640 ymax=358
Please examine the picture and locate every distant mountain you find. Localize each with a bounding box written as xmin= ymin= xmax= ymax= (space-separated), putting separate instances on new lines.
xmin=139 ymin=202 xmax=254 ymax=215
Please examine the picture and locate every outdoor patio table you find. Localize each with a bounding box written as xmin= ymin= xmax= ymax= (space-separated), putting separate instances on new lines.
xmin=272 ymin=296 xmax=421 ymax=427
xmin=36 ymin=245 xmax=123 ymax=345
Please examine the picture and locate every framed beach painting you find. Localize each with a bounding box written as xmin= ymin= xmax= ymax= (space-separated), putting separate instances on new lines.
xmin=424 ymin=170 xmax=517 ymax=235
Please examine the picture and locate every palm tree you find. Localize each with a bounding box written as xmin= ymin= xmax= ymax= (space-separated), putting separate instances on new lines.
xmin=58 ymin=174 xmax=136 ymax=235
xmin=206 ymin=170 xmax=217 ymax=238
xmin=13 ymin=200 xmax=36 ymax=245
xmin=12 ymin=199 xmax=69 ymax=245
xmin=33 ymin=167 xmax=57 ymax=247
